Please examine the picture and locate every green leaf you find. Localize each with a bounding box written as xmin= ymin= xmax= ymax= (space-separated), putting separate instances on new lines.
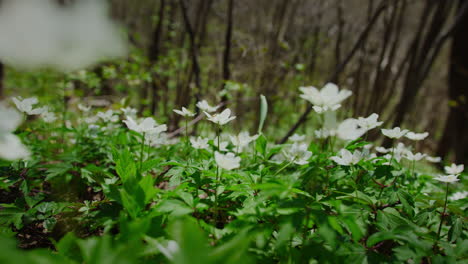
xmin=366 ymin=231 xmax=396 ymax=247
xmin=169 ymin=218 xmax=211 ymax=264
xmin=448 ymin=217 xmax=463 ymax=243
xmin=258 ymin=95 xmax=268 ymax=134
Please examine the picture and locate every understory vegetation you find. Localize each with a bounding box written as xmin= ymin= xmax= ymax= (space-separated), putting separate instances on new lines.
xmin=0 ymin=82 xmax=466 ymax=263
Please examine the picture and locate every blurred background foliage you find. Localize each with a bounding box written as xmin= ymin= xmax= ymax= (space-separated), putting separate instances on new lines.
xmin=2 ymin=0 xmax=468 ymax=163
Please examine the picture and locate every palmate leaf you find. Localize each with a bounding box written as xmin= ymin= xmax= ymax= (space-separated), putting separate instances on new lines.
xmin=0 ymin=204 xmax=24 ymax=229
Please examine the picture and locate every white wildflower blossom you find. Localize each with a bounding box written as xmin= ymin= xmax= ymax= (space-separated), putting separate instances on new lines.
xmin=0 ymin=103 xmax=30 ymax=160
xmin=444 ymin=163 xmax=464 ymax=175
xmin=381 ymin=127 xmax=409 ymax=139
xmin=357 ymin=113 xmax=383 ymax=131
xmin=299 ymin=83 xmax=352 ymax=113
xmin=229 ymin=131 xmax=258 ymax=153
xmin=173 ymin=107 xmax=195 ymax=117
xmin=433 ymin=174 xmax=460 ymax=183
xmin=123 ymin=116 xmax=167 ymax=134
xmin=204 ymin=108 xmax=236 ymax=125
xmin=283 ymin=143 xmax=313 ymax=165
xmin=97 ymin=110 xmax=119 ymax=122
xmin=330 ymin=149 xmax=364 ymax=166
xmin=215 ymin=151 xmax=241 ymax=170
xmin=12 ymin=97 xmax=45 ymax=115
xmin=405 ymin=131 xmax=429 ymax=141
xmin=449 ymin=191 xmax=468 ymax=201
xmin=196 ymin=100 xmax=220 ymax=113
xmin=190 ymin=136 xmax=209 ymax=150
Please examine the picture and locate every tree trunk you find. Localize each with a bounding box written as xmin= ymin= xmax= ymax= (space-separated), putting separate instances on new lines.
xmin=437 ymin=0 xmax=468 ymax=164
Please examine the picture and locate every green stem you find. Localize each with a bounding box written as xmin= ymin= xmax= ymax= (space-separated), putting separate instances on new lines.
xmin=436 ymin=183 xmax=449 ymax=244
xmin=274 ymin=160 xmax=294 ymax=176
xmin=139 ymin=133 xmax=146 ymax=173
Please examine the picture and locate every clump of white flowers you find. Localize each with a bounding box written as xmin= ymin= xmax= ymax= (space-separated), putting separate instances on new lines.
xmin=97 ymin=110 xmax=119 ymax=123
xmin=449 ymin=191 xmax=468 ymax=201
xmin=299 ymin=83 xmax=352 ymax=113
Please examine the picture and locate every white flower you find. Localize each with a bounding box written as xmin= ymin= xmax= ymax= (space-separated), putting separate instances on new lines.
xmin=97 ymin=110 xmax=119 ymax=122
xmin=375 ymin=146 xmax=390 ymax=153
xmin=357 ymin=113 xmax=383 ymax=131
xmin=12 ymin=97 xmax=45 ymax=115
xmin=449 ymin=191 xmax=468 ymax=201
xmin=444 ymin=163 xmax=464 ymax=175
xmin=215 ymin=151 xmax=241 ymax=170
xmin=433 ymin=174 xmax=459 ymax=183
xmin=425 ymin=156 xmax=441 ymax=163
xmin=288 ymin=133 xmax=306 ymax=142
xmin=0 ymin=103 xmax=30 ymax=160
xmin=173 ymin=107 xmax=195 ymax=117
xmin=145 ymin=132 xmax=176 ymax=147
xmin=78 ymin=103 xmax=91 ymax=112
xmin=299 ymin=83 xmax=352 ymax=113
xmin=84 ymin=116 xmax=99 ymax=124
xmin=40 ymin=110 xmax=57 ymax=123
xmin=229 ymin=131 xmax=258 ymax=152
xmin=283 ymin=143 xmax=313 ymax=165
xmin=330 ymin=149 xmax=363 ymax=166
xmin=121 ymin=107 xmax=137 ymax=117
xmin=405 ymin=131 xmax=429 ymax=141
xmin=190 ymin=136 xmax=209 ymax=150
xmin=123 ymin=116 xmax=167 ymax=135
xmin=204 ymin=108 xmax=236 ymax=125
xmin=404 ymin=151 xmax=426 ymax=161
xmin=337 ymin=118 xmax=366 ymax=141
xmin=196 ymin=100 xmax=220 ymax=113
xmin=381 ymin=127 xmax=408 ymax=139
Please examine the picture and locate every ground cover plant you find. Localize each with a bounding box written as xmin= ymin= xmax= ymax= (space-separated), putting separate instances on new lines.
xmin=0 ymin=82 xmax=466 ymax=263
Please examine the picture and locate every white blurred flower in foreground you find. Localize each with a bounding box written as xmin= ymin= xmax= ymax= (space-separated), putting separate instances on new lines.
xmin=330 ymin=149 xmax=363 ymax=166
xmin=0 ymin=103 xmax=30 ymax=160
xmin=405 ymin=131 xmax=429 ymax=141
xmin=357 ymin=113 xmax=383 ymax=131
xmin=190 ymin=136 xmax=209 ymax=150
xmin=283 ymin=143 xmax=313 ymax=165
xmin=230 ymin=131 xmax=258 ymax=153
xmin=196 ymin=100 xmax=220 ymax=113
xmin=215 ymin=151 xmax=241 ymax=170
xmin=173 ymin=107 xmax=195 ymax=117
xmin=123 ymin=116 xmax=167 ymax=135
xmin=449 ymin=191 xmax=468 ymax=201
xmin=381 ymin=127 xmax=408 ymax=139
xmin=12 ymin=97 xmax=45 ymax=115
xmin=0 ymin=0 xmax=127 ymax=71
xmin=444 ymin=163 xmax=464 ymax=175
xmin=299 ymin=83 xmax=352 ymax=113
xmin=434 ymin=174 xmax=459 ymax=183
xmin=156 ymin=240 xmax=179 ymax=261
xmin=205 ymin=108 xmax=236 ymax=125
